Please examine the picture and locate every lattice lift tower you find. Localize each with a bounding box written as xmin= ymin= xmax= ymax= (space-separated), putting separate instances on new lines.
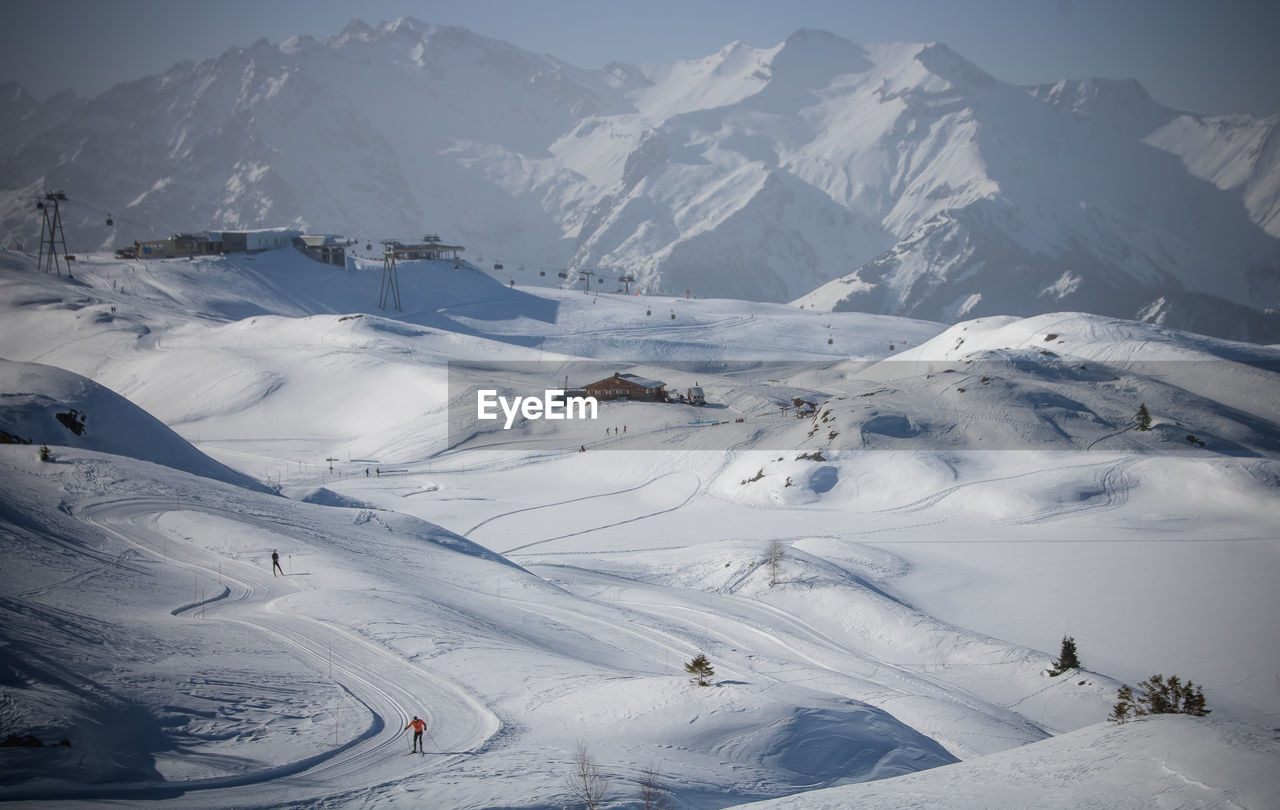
xmin=35 ymin=191 xmax=70 ymax=275
xmin=379 ymin=241 xmax=402 ymax=311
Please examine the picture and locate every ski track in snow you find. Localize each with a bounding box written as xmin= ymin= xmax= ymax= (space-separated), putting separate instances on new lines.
xmin=11 ymin=495 xmax=503 ymax=807
xmin=463 ymin=470 xmax=702 ymax=554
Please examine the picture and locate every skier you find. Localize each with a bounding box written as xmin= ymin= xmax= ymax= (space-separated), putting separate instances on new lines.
xmin=405 ymin=715 xmax=428 ymax=753
xmin=271 ymin=550 xmax=283 ymax=577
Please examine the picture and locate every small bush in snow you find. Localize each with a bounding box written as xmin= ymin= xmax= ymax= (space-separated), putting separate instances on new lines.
xmin=563 ymin=740 xmax=609 ymax=809
xmin=761 ymin=539 xmax=787 ymax=587
xmin=685 ymin=653 xmax=715 ymax=687
xmin=1109 ymin=674 xmax=1210 ymax=723
xmin=1047 ymin=635 xmax=1081 ymax=676
xmin=38 ymin=444 xmax=51 ymax=462
xmin=638 ymin=764 xmax=671 ymax=810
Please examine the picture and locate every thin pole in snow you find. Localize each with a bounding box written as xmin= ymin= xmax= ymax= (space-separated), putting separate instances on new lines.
xmin=328 ymin=641 xmax=332 ymax=680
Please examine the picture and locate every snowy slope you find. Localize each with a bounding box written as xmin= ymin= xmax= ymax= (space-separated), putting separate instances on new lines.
xmin=735 ymin=715 xmax=1280 ymax=809
xmin=0 ymin=358 xmax=269 ymax=492
xmin=1146 ymin=111 xmax=1280 ymax=238
xmin=1 ymin=250 xmax=1277 ymax=807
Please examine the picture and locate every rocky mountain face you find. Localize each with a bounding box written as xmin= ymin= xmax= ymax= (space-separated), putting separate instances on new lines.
xmin=1 ymin=19 xmax=1276 ymax=340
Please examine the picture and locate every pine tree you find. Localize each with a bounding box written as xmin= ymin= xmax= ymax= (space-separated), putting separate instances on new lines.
xmin=1109 ymin=684 xmax=1134 ymax=723
xmin=684 ymin=653 xmax=714 ymax=687
xmin=1135 ymin=403 xmax=1152 ymax=431
xmin=38 ymin=443 xmax=51 ymax=462
xmin=1048 ymin=635 xmax=1081 ymax=676
xmin=1110 ymin=674 xmax=1211 ymax=722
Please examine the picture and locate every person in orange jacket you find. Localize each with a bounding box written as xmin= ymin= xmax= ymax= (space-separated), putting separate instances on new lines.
xmin=405 ymin=716 xmax=427 ymax=753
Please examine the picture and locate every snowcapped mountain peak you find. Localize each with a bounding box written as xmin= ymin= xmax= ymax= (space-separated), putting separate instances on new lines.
xmin=1029 ymin=76 xmax=1176 ymax=136
xmin=912 ymin=41 xmax=998 ymax=90
xmin=633 ymin=39 xmax=776 ymax=120
xmin=331 ymin=18 xmax=377 ymax=44
xmin=772 ymin=27 xmax=873 ymax=78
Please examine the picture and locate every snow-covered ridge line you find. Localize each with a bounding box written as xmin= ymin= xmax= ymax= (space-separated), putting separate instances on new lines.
xmin=2 ymin=21 xmax=1278 ymax=342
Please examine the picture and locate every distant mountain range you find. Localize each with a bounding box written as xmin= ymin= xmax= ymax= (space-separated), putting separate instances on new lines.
xmin=1 ymin=19 xmax=1277 ymax=340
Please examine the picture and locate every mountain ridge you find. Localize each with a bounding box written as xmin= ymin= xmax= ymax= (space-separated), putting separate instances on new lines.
xmin=1 ymin=19 xmax=1277 ymax=340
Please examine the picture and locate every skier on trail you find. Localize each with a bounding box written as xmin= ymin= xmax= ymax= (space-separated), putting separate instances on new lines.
xmin=405 ymin=716 xmax=428 ymax=753
xmin=271 ymin=550 xmax=283 ymax=577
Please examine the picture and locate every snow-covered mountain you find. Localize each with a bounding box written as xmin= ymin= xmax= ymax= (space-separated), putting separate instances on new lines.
xmin=2 ymin=20 xmax=1278 ymax=339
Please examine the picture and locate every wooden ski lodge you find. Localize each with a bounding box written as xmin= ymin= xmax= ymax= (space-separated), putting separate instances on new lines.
xmin=581 ymin=373 xmax=669 ymax=402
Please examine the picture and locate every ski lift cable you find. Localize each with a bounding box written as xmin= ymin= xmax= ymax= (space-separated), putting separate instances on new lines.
xmin=60 ymin=196 xmax=182 ymax=239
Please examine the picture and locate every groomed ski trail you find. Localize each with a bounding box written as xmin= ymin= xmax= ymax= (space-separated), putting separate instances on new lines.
xmin=17 ymin=495 xmax=504 ymax=808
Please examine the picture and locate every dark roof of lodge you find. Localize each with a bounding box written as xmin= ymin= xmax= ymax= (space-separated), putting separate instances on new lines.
xmin=592 ymin=372 xmax=665 ymax=389
xmin=391 ymin=241 xmax=465 ymax=252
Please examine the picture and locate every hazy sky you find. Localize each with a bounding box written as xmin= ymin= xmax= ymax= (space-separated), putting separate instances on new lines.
xmin=2 ymin=0 xmax=1278 ymax=116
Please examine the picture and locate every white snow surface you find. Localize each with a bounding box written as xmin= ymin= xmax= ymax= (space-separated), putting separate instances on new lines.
xmin=0 ymin=248 xmax=1277 ymax=808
